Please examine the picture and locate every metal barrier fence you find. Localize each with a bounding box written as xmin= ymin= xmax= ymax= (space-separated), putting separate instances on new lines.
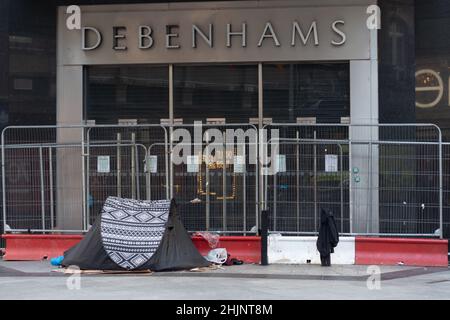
xmin=1 ymin=123 xmax=261 ymax=235
xmin=262 ymin=123 xmax=443 ymax=238
xmin=440 ymin=142 xmax=450 ymax=240
xmin=1 ymin=126 xmax=86 ymax=233
xmin=85 ymin=124 xmax=168 ymax=227
xmin=264 ymin=138 xmax=348 ymax=234
xmin=165 ymin=123 xmax=259 ymax=234
xmin=0 ymin=123 xmax=446 ymax=239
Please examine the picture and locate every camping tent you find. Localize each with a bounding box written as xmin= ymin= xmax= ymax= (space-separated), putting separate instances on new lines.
xmin=62 ymin=197 xmax=210 ymax=271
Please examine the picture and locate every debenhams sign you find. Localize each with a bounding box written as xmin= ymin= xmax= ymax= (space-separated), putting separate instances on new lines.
xmin=59 ymin=4 xmax=370 ymax=64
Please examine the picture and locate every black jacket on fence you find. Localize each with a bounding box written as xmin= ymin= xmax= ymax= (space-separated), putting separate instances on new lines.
xmin=316 ymin=208 xmax=339 ymax=257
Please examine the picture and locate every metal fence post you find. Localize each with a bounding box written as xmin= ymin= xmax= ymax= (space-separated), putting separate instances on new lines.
xmin=439 ymin=130 xmax=443 ymax=239
xmin=169 ymin=64 xmax=174 ymax=200
xmin=367 ymin=140 xmax=373 ymax=234
xmin=48 ymin=147 xmax=54 ymax=230
xmin=2 ymin=129 xmax=7 ymax=232
xmin=146 ymin=149 xmax=151 ymax=200
xmin=339 ymin=144 xmax=344 ymax=233
xmin=85 ymin=128 xmax=90 ymax=229
xmin=313 ymin=130 xmax=317 ymax=232
xmin=242 ymin=144 xmax=247 ymax=234
xmin=254 ymin=136 xmax=260 ymax=234
xmin=116 ymin=132 xmax=122 ymax=198
xmin=296 ymin=131 xmax=300 ymax=232
xmin=164 ymin=129 xmax=170 ymax=200
xmin=39 ymin=147 xmax=45 ymax=231
xmin=131 ymin=132 xmax=136 ymax=199
xmin=135 ymin=143 xmax=141 ymax=200
xmin=222 ymin=135 xmax=227 ymax=232
xmin=205 ymin=141 xmax=210 ymax=231
xmin=81 ymin=126 xmax=87 ymax=231
xmin=273 ymin=166 xmax=277 ymax=231
xmin=258 ymin=63 xmax=263 ymax=232
xmin=349 ymin=126 xmax=353 ymax=234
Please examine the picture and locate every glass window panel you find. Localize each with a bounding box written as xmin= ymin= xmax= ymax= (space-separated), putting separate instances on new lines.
xmin=86 ymin=65 xmax=168 ymax=124
xmin=174 ymin=65 xmax=258 ymax=123
xmin=263 ymin=63 xmax=350 ymax=123
xmin=415 ymin=0 xmax=450 ymax=139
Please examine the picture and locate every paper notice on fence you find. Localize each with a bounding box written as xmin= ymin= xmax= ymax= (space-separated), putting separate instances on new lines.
xmin=145 ymin=155 xmax=158 ymax=173
xmin=187 ymin=155 xmax=200 ymax=173
xmin=275 ymin=154 xmax=286 ymax=173
xmin=97 ymin=156 xmax=110 ymax=173
xmin=325 ymin=154 xmax=338 ymax=172
xmin=234 ymin=155 xmax=246 ymax=173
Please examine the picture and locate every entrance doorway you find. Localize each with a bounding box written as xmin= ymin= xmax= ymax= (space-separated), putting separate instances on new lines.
xmin=84 ymin=62 xmax=350 ymax=233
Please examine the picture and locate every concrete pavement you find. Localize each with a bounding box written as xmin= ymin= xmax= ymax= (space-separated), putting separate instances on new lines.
xmin=0 ymin=260 xmax=449 ymax=299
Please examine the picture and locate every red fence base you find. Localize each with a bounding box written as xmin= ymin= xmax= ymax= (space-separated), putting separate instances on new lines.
xmin=3 ymin=234 xmax=447 ymax=267
xmin=2 ymin=234 xmax=262 ymax=263
xmin=355 ymin=237 xmax=448 ymax=267
xmin=192 ymin=236 xmax=261 ymax=264
xmin=1 ymin=234 xmax=83 ymax=261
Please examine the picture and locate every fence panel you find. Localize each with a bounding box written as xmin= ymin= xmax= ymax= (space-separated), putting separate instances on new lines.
xmin=264 ymin=123 xmax=442 ymax=237
xmin=0 ymin=123 xmax=444 ymax=238
xmin=440 ymin=143 xmax=450 ymax=239
xmin=165 ymin=123 xmax=259 ymax=234
xmin=86 ymin=143 xmax=148 ymax=226
xmin=86 ymin=124 xmax=167 ymax=225
xmin=2 ymin=126 xmax=86 ymax=232
xmin=265 ymin=139 xmax=349 ymax=234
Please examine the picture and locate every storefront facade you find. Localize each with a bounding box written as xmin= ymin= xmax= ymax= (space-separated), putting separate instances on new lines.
xmin=57 ymin=1 xmax=375 ymax=127
xmin=54 ymin=1 xmax=378 ymax=232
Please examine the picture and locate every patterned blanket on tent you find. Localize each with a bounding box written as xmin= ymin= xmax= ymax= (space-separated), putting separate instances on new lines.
xmin=100 ymin=197 xmax=171 ymax=270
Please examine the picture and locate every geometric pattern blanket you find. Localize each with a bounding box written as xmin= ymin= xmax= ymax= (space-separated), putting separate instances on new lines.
xmin=100 ymin=197 xmax=171 ymax=270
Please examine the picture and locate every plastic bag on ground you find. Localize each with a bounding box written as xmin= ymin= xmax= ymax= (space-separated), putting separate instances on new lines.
xmin=204 ymin=248 xmax=228 ymax=265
